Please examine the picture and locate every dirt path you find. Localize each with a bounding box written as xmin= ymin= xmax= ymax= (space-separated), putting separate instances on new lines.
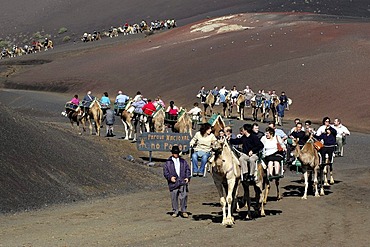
xmin=0 ymin=89 xmax=369 ymax=246
xmin=1 ymin=135 xmax=369 ymax=247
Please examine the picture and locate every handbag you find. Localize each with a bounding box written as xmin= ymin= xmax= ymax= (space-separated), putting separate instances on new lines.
xmin=276 ymin=136 xmax=284 ymax=152
xmin=314 ymin=140 xmax=323 ymax=150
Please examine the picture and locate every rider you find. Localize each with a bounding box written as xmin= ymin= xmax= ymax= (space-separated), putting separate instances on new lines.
xmin=115 ymin=90 xmax=129 ymax=105
xmin=211 ymin=86 xmax=219 ymax=105
xmin=230 ymin=124 xmax=264 ymax=182
xmin=187 ymin=102 xmax=202 ymax=129
xmin=154 ymin=96 xmax=165 ymax=108
xmin=198 ymin=86 xmax=208 ymax=104
xmin=315 ymin=120 xmax=337 ymax=182
xmin=100 ymin=92 xmax=111 ymax=120
xmin=230 ymin=85 xmax=239 ymax=105
xmin=243 ymin=85 xmax=254 ymax=107
xmin=82 ymin=91 xmax=95 ymax=113
xmin=166 ymin=101 xmax=179 ymax=120
xmin=142 ymin=99 xmax=157 ymax=132
xmin=70 ymin=94 xmax=80 ymax=106
xmin=255 ymin=90 xmax=264 ymax=108
xmin=264 ymin=90 xmax=272 ymax=110
xmin=133 ymin=91 xmax=142 ymax=102
xmin=279 ymin=91 xmax=289 ymax=110
xmin=332 ymin=118 xmax=350 ymax=157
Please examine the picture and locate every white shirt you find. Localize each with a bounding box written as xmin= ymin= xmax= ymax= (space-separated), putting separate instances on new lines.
xmin=219 ymin=88 xmax=228 ymax=96
xmin=172 ymin=157 xmax=180 ymax=176
xmin=261 ymin=135 xmax=285 ymax=157
xmin=188 ymin=106 xmax=202 ymax=115
xmin=332 ymin=124 xmax=350 ymax=137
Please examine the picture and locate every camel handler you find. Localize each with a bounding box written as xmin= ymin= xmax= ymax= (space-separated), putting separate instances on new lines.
xmin=105 ymin=108 xmax=115 ymax=137
xmin=229 ymin=124 xmax=264 ymax=182
xmin=163 ymin=145 xmax=191 ymax=218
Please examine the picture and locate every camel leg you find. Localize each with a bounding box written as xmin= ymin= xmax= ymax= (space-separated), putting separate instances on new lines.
xmin=320 ymin=166 xmax=325 ymax=196
xmin=276 ymin=178 xmax=282 ymax=201
xmin=241 ymin=180 xmax=252 ymax=220
xmin=330 ymin=171 xmax=335 ymax=185
xmin=323 ymin=165 xmax=329 ymax=186
xmin=302 ymin=170 xmax=309 ymax=199
xmin=263 ymin=183 xmax=270 ymax=204
xmin=224 ymin=178 xmax=236 ymax=226
xmin=313 ymin=168 xmax=320 ymax=197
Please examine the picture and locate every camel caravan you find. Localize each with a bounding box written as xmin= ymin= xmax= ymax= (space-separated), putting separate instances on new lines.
xmin=81 ymin=18 xmax=177 ymax=42
xmin=61 ymin=88 xmax=345 ymax=228
xmin=198 ymin=85 xmax=292 ymax=126
xmin=0 ymin=38 xmax=53 ymax=59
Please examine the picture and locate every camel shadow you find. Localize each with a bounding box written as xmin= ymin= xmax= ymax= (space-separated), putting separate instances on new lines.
xmin=283 ymin=180 xmax=336 ymax=198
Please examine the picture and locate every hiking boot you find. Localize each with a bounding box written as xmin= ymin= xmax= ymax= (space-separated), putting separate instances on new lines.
xmin=181 ymin=212 xmax=189 ymax=218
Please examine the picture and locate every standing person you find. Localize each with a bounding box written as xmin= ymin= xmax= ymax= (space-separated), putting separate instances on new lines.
xmin=276 ymin=101 xmax=285 ymax=126
xmin=230 ymin=124 xmax=264 ymax=181
xmin=332 ymin=118 xmax=350 ymax=157
xmin=142 ymin=99 xmax=157 ymax=132
xmin=261 ymin=127 xmax=287 ymax=178
xmin=279 ymin=91 xmax=289 ymax=110
xmin=163 ymin=145 xmax=191 ymax=218
xmin=105 ymin=108 xmax=115 ymax=137
xmin=190 ymin=123 xmax=217 ymax=177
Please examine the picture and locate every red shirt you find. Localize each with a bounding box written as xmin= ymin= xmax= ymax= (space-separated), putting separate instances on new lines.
xmin=142 ymin=102 xmax=156 ymax=116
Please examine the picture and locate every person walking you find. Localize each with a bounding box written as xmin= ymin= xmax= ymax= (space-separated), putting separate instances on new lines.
xmin=163 ymin=145 xmax=191 ymax=218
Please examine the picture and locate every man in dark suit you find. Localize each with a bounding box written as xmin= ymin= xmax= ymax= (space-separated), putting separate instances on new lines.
xmin=163 ymin=145 xmax=191 ymax=218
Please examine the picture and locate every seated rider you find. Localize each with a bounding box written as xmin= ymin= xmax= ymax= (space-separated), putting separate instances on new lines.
xmin=166 ymin=101 xmax=179 ymax=120
xmin=230 ymin=85 xmax=239 ymax=105
xmin=187 ymin=102 xmax=202 ymax=129
xmin=70 ymin=94 xmax=80 ymax=106
xmin=142 ymin=99 xmax=157 ymax=132
xmin=100 ymin=92 xmax=111 ymax=117
xmin=255 ymin=90 xmax=264 ymax=108
xmin=115 ymin=90 xmax=129 ymax=107
xmin=82 ymin=91 xmax=95 ymax=113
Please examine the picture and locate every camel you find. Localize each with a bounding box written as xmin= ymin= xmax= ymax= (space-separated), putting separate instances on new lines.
xmin=173 ymin=109 xmax=192 ymax=135
xmin=152 ymin=108 xmax=165 ymax=133
xmin=84 ymin=99 xmax=103 ymax=136
xmin=240 ymin=159 xmax=267 ymax=218
xmin=121 ymin=101 xmax=135 ymax=140
xmin=203 ymin=93 xmax=215 ymax=116
xmin=291 ymin=136 xmax=322 ymax=199
xmin=251 ymin=97 xmax=265 ymax=122
xmin=65 ymin=106 xmax=86 ymax=134
xmin=210 ymin=139 xmax=241 ymax=226
xmin=235 ymin=94 xmax=246 ymax=120
xmin=43 ymin=40 xmax=53 ymax=51
xmin=208 ymin=114 xmax=225 ymax=137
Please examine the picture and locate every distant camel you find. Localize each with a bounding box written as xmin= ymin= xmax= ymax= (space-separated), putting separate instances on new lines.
xmin=84 ymin=99 xmax=103 ymax=136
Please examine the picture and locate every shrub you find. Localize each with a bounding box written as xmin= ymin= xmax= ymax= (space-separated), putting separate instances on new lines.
xmin=58 ymin=27 xmax=68 ymax=34
xmin=0 ymin=40 xmax=10 ymax=49
xmin=62 ymin=36 xmax=71 ymax=42
xmin=33 ymin=32 xmax=42 ymax=39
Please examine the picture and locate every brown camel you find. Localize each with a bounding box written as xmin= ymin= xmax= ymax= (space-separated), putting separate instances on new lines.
xmin=84 ymin=99 xmax=103 ymax=136
xmin=173 ymin=108 xmax=192 ymax=135
xmin=292 ymin=136 xmax=322 ymax=199
xmin=121 ymin=101 xmax=134 ymax=140
xmin=152 ymin=108 xmax=165 ymax=133
xmin=203 ymin=93 xmax=215 ymax=116
xmin=236 ymin=94 xmax=246 ymax=120
xmin=210 ymin=139 xmax=241 ymax=226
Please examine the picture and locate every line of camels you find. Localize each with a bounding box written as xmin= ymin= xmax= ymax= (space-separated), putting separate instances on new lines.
xmin=64 ymin=98 xmax=329 ymax=228
xmin=202 ymin=91 xmax=292 ymax=124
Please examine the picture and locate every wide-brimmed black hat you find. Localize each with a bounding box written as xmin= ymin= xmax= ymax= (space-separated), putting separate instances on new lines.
xmin=171 ymin=145 xmax=180 ymax=154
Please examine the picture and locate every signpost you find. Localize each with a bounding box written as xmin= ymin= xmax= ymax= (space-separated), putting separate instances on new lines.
xmin=136 ymin=132 xmax=191 ymax=162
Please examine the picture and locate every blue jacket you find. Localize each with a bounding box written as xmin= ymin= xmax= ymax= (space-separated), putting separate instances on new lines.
xmin=315 ymin=126 xmax=337 ymax=146
xmin=163 ymin=156 xmax=191 ymax=191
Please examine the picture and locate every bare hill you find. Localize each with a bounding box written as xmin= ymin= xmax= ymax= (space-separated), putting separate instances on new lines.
xmin=0 ymin=101 xmax=162 ymax=213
